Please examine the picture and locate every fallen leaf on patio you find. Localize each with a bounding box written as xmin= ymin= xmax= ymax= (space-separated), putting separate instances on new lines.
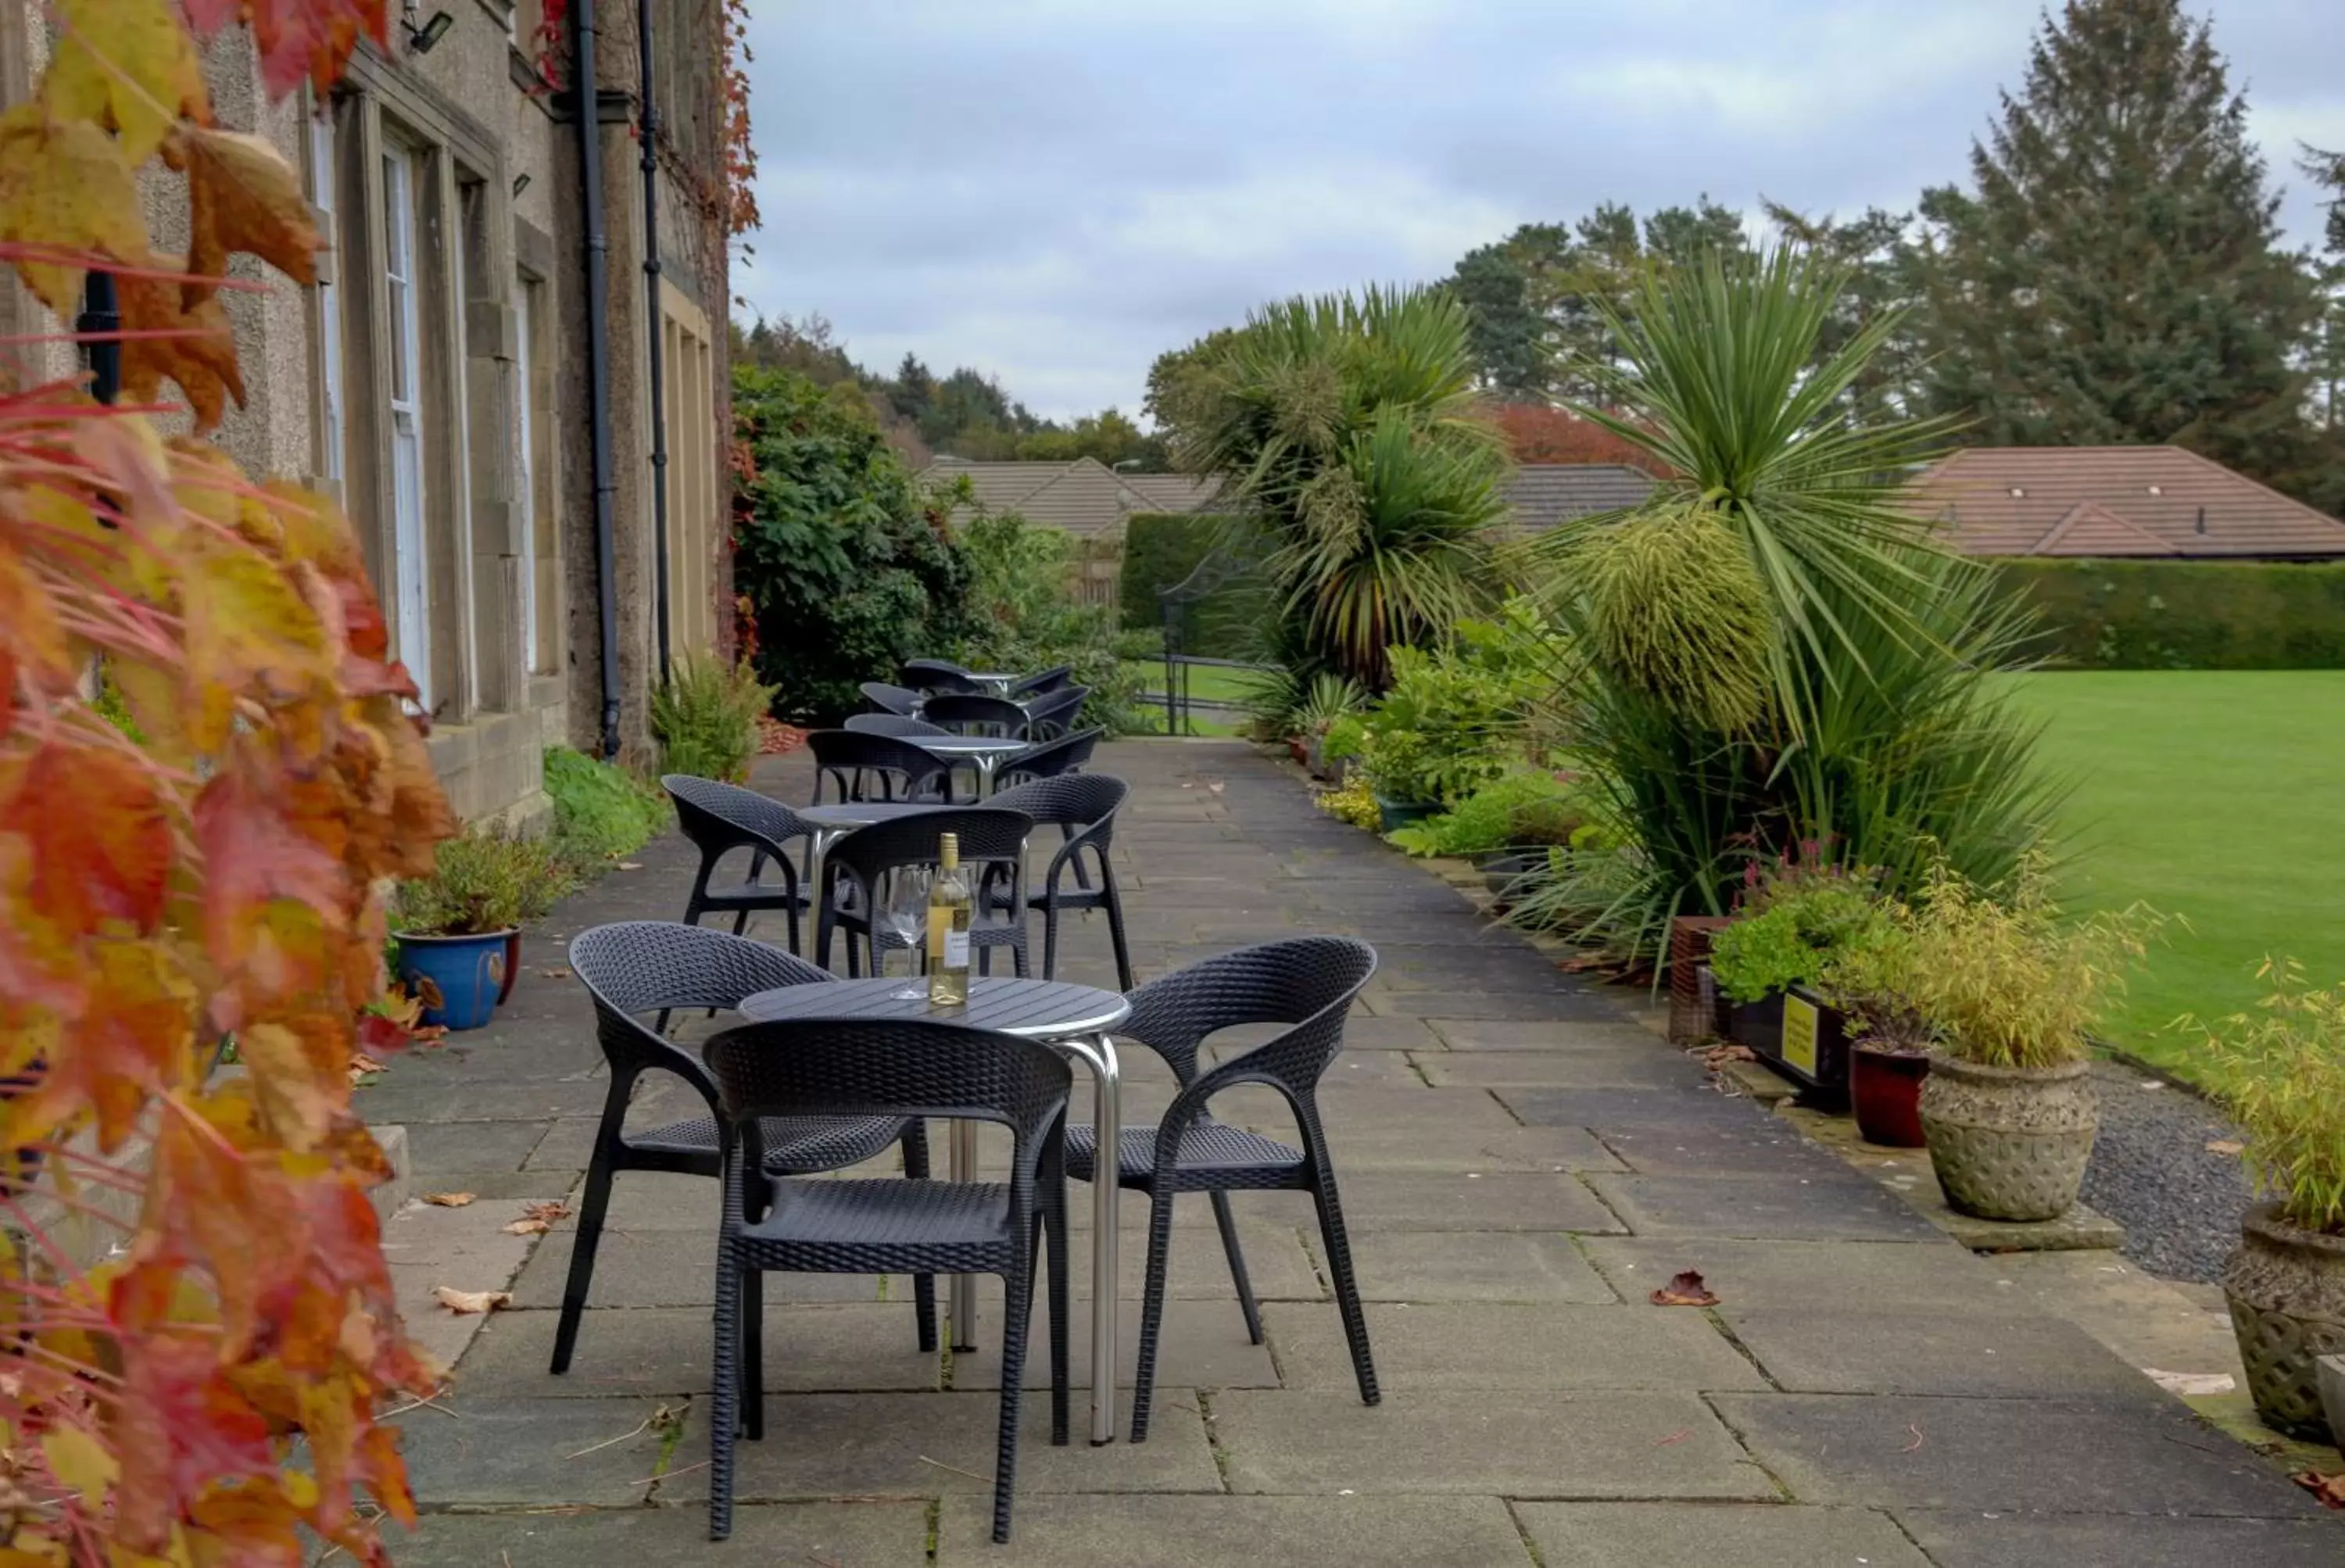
xmin=522 ymin=1201 xmax=573 ymax=1222
xmin=423 ymin=1192 xmax=475 ymax=1208
xmin=1701 ymin=1044 xmax=1756 ymax=1069
xmin=2138 ymin=1079 xmax=2165 ymax=1090
xmin=1650 ymin=1269 xmax=1719 ymax=1307
xmin=1900 ymin=1423 xmax=1925 ymax=1453
xmin=2204 ymin=1139 xmax=2243 ymax=1156
xmin=433 ymin=1287 xmax=511 ymax=1315
xmin=2143 ymin=1368 xmax=2236 ymax=1397
xmin=410 ymin=1024 xmax=449 ymax=1047
xmin=1653 ymin=1428 xmax=1691 ymax=1447
xmin=616 ymin=861 xmax=644 ymax=871
xmin=2291 ymin=1470 xmax=2345 ymax=1509
xmin=347 ymin=1053 xmax=385 ymax=1084
xmin=503 ymin=1218 xmax=550 ymax=1235
xmin=540 ymin=966 xmax=571 ymax=979
xmin=1206 ymin=781 xmax=1225 ymax=794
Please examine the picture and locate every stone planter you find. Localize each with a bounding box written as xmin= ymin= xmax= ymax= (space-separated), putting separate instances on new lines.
xmin=2320 ymin=1353 xmax=2345 ymax=1445
xmin=1917 ymin=1053 xmax=2096 ymax=1222
xmin=2222 ymin=1203 xmax=2345 ymax=1443
xmin=1730 ymin=987 xmax=1850 ymax=1108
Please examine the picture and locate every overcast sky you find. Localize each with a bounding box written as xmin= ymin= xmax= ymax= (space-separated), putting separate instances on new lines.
xmin=736 ymin=0 xmax=2345 ymax=425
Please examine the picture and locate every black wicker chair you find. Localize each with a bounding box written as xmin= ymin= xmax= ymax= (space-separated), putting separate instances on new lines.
xmin=859 ymin=680 xmax=923 ymax=715
xmin=922 ymin=693 xmax=1031 ymax=739
xmin=986 ymin=774 xmax=1133 ymax=990
xmin=704 ymin=1018 xmax=1071 ymax=1545
xmin=815 ymin=808 xmax=1033 ymax=979
xmin=901 ymin=658 xmax=983 ymax=695
xmin=997 ymin=726 xmax=1101 ymax=788
xmin=555 ymin=923 xmax=934 ymax=1376
xmin=845 ymin=711 xmax=948 ymax=738
xmin=1022 ymin=686 xmax=1090 ymax=741
xmin=1008 ymin=664 xmax=1073 ymax=697
xmin=806 ymin=729 xmax=957 ymax=806
xmin=1068 ymin=936 xmax=1380 ymax=1441
xmin=663 ymin=775 xmax=814 ymax=953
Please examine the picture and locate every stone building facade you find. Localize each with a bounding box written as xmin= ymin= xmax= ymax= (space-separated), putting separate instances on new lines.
xmin=0 ymin=0 xmax=736 ymax=825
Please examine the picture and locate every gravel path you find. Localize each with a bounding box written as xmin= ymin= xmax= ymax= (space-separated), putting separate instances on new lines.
xmin=2081 ymin=1058 xmax=2256 ymax=1283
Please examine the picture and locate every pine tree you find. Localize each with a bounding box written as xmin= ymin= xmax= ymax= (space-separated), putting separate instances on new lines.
xmin=1910 ymin=0 xmax=2326 ymax=498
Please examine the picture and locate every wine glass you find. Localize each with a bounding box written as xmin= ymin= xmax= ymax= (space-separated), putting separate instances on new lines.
xmin=882 ymin=866 xmax=931 ymax=1001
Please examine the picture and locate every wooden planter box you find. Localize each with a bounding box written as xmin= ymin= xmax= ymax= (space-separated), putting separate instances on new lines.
xmin=1730 ymin=984 xmax=1852 ymax=1108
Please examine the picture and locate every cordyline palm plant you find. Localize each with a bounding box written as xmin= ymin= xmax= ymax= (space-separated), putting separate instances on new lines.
xmin=1509 ymin=247 xmax=2061 ymax=960
xmin=1180 ymin=285 xmax=1509 ymax=692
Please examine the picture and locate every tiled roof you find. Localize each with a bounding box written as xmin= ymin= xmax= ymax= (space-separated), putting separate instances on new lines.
xmin=1903 ymin=446 xmax=2345 ymax=559
xmin=917 ymin=459 xmax=1220 ymax=536
xmin=1506 ymin=464 xmax=1658 ymax=531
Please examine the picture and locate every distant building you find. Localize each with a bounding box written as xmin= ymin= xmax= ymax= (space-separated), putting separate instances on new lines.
xmin=920 ymin=457 xmax=1221 ymax=536
xmin=1505 ymin=464 xmax=1658 ymax=531
xmin=1903 ymin=447 xmax=2345 ymax=560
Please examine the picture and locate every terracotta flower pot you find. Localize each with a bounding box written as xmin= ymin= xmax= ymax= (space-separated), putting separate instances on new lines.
xmin=1917 ymin=1053 xmax=2096 ymax=1222
xmin=2223 ymin=1203 xmax=2345 ymax=1443
xmin=1850 ymin=1041 xmax=1930 ymax=1147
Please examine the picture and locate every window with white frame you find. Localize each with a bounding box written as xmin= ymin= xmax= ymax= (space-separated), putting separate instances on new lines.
xmin=381 ymin=142 xmax=432 ymax=713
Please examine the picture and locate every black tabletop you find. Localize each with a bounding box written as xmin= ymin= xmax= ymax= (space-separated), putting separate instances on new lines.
xmin=800 ymin=801 xmax=953 ymax=831
xmin=738 ymin=976 xmax=1130 ymax=1037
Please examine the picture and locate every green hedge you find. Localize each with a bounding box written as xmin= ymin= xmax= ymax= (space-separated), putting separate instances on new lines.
xmin=1996 ymin=557 xmax=2345 ymax=669
xmin=1119 ymin=512 xmax=1266 ymax=657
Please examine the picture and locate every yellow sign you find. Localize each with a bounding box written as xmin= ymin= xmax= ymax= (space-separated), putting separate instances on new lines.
xmin=1781 ymin=993 xmax=1821 ymax=1077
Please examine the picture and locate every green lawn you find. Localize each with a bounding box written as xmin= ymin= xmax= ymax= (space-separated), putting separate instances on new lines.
xmin=1122 ymin=660 xmax=1262 ymax=736
xmin=2014 ymin=671 xmax=2345 ymax=1080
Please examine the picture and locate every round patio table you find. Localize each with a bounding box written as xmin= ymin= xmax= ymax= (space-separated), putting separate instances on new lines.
xmin=908 ymin=733 xmax=1030 ymax=797
xmin=965 ymin=671 xmax=1018 ymax=695
xmin=736 ymin=976 xmax=1130 ymax=1444
xmin=798 ymin=801 xmax=951 ymax=910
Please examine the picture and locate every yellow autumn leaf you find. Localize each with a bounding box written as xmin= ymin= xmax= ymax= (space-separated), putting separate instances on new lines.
xmin=41 ymin=1425 xmax=119 ymax=1507
xmin=0 ymin=104 xmax=149 ymax=313
xmin=167 ymin=127 xmax=320 ymax=303
xmin=41 ymin=0 xmax=208 ymax=167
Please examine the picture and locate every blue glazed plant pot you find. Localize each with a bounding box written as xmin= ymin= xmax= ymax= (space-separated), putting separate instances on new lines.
xmin=396 ymin=929 xmax=514 ymax=1032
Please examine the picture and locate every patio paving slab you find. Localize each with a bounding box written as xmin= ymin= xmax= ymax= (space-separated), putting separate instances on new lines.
xmin=507 ymin=1226 xmax=905 ymax=1309
xmin=1262 ymin=1302 xmax=1767 ymax=1392
xmin=1319 ymin=1171 xmax=1624 ymax=1233
xmin=1425 ymin=1018 xmax=1681 ymax=1052
xmin=934 ymin=1495 xmax=1532 ymax=1566
xmin=1892 ymin=1509 xmax=2345 ymax=1567
xmin=1712 ymin=1392 xmax=2322 ymax=1516
xmin=1208 ymin=1389 xmax=1776 ymax=1498
xmin=392 ymin=1395 xmax=687 ymax=1508
xmin=951 ymin=1293 xmax=1280 ymax=1391
xmin=1322 ymin=1124 xmax=1626 ymax=1174
xmin=396 ymin=1501 xmax=929 ymax=1565
xmin=1516 ymin=1502 xmax=1931 ymax=1568
xmin=1412 ymin=1050 xmax=1707 ymax=1090
xmin=454 ymin=1304 xmax=943 ymax=1396
xmin=652 ymin=1390 xmax=1220 ymax=1502
xmin=1345 ymin=1230 xmax=1618 ymax=1302
xmin=1588 ymin=1117 xmax=1863 ymax=1176
xmin=1720 ymin=1308 xmax=2164 ymax=1399
xmin=1585 ymin=1172 xmax=1942 ymax=1241
xmin=1580 ymin=1237 xmax=2032 ymax=1315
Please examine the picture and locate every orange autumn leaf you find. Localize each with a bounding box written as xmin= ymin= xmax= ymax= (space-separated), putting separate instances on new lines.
xmin=116 ymin=267 xmax=244 ymax=433
xmin=167 ymin=125 xmax=320 ymax=304
xmin=42 ymin=0 xmax=210 ymax=166
xmin=181 ymin=0 xmax=390 ymax=95
xmin=0 ymin=103 xmax=150 ymax=312
xmin=9 ymin=738 xmax=174 ymax=935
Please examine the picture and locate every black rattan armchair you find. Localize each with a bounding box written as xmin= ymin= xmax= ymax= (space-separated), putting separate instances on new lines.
xmin=815 ymin=808 xmax=1033 ymax=979
xmin=901 ymin=658 xmax=982 ymax=695
xmin=1066 ymin=936 xmax=1381 ymax=1441
xmin=1008 ymin=664 xmax=1073 ymax=697
xmin=845 ymin=711 xmax=948 ymax=738
xmin=997 ymin=726 xmax=1101 ymax=788
xmin=556 ymin=923 xmax=934 ymax=1376
xmin=860 ymin=680 xmax=923 ymax=715
xmin=986 ymin=774 xmax=1133 ymax=990
xmin=664 ymin=775 xmax=814 ymax=953
xmin=806 ymin=729 xmax=957 ymax=805
xmin=1022 ymin=686 xmax=1090 ymax=741
xmin=704 ymin=1018 xmax=1071 ymax=1544
xmin=922 ymin=693 xmax=1031 ymax=739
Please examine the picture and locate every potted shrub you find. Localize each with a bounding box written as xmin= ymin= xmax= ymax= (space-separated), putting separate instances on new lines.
xmin=1707 ymin=859 xmax=1883 ymax=1103
xmin=1817 ymin=922 xmax=1935 ymax=1147
xmin=394 ymin=825 xmax=547 ymax=1031
xmin=2190 ymin=962 xmax=2345 ymax=1443
xmin=1905 ymin=857 xmax=2161 ymax=1223
xmin=1359 ymin=727 xmax=1444 ymax=833
xmin=1294 ymin=675 xmax=1368 ymax=782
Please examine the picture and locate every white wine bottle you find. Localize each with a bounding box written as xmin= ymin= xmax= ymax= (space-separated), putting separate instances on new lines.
xmin=926 ymin=833 xmax=972 ymax=1006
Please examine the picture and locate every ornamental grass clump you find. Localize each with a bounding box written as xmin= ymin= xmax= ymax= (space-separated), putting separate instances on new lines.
xmin=653 ymin=654 xmax=777 ymax=784
xmin=1903 ymin=854 xmax=2163 ymax=1070
xmin=1574 ymin=501 xmax=1769 ymax=735
xmin=2190 ymin=961 xmax=2345 ymax=1235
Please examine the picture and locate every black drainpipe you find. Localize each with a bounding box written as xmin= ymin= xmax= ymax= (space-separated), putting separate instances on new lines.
xmin=636 ymin=0 xmax=672 ymax=686
xmin=572 ymin=0 xmax=624 ymax=758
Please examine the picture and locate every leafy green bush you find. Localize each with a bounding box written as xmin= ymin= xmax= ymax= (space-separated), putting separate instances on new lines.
xmin=1709 ymin=871 xmax=1887 ymax=1004
xmin=1111 ymin=625 xmax=1165 ymax=660
xmin=543 ymin=746 xmax=670 ymax=867
xmin=1998 ymin=558 xmax=2345 ymax=671
xmin=396 ymin=823 xmax=573 ymax=935
xmin=2189 ymin=960 xmax=2345 ymax=1233
xmin=1387 ymin=769 xmax=1587 ymax=858
xmin=1353 ymin=626 xmax=1546 ymax=804
xmin=1315 ymin=774 xmax=1380 ymax=829
xmin=652 ymin=656 xmax=776 ymax=784
xmin=732 ymin=366 xmax=976 ymax=724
